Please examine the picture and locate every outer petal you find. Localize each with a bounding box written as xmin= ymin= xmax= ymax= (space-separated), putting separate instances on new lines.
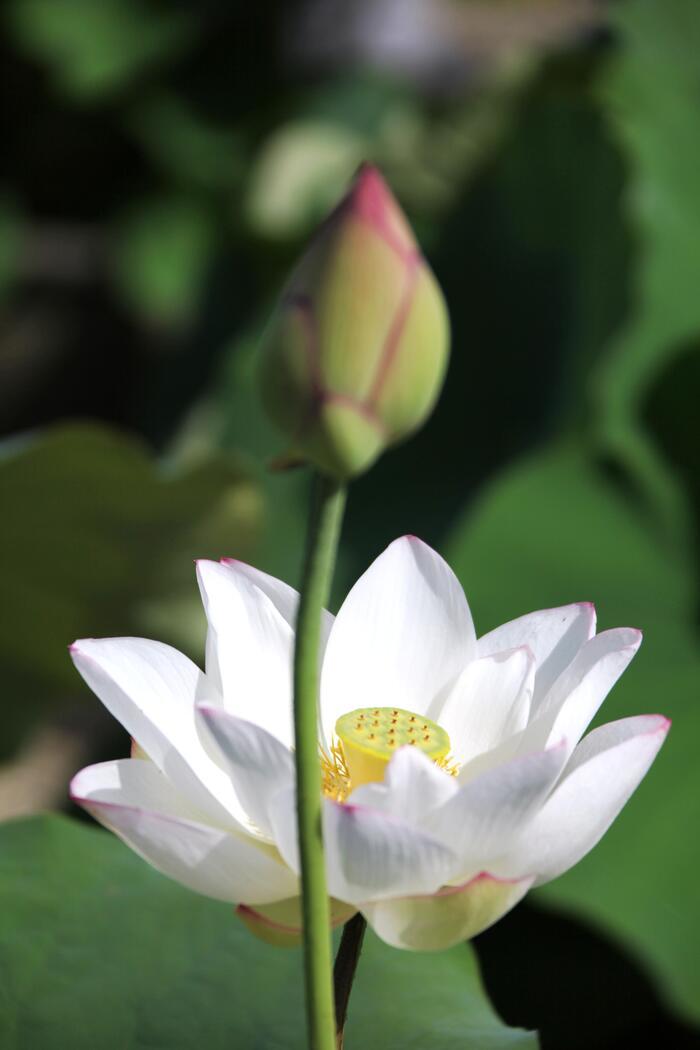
xmin=532 ymin=627 xmax=642 ymax=757
xmin=71 ymin=760 xmax=298 ymax=904
xmin=477 ymin=603 xmax=596 ymax=704
xmin=321 ymin=537 xmax=476 ymax=746
xmin=197 ymin=704 xmax=294 ymax=839
xmin=348 ymin=746 xmax=458 ymax=825
xmin=220 ymin=558 xmax=334 ymax=652
xmin=498 ymin=714 xmax=670 ymax=885
xmin=430 ymin=743 xmax=568 ymax=876
xmin=196 ymin=560 xmax=294 ymax=747
xmin=268 ymin=788 xmax=458 ymax=904
xmin=236 ymin=897 xmax=356 ymax=948
xmin=324 ymin=801 xmax=459 ymax=904
xmin=362 ymin=873 xmax=534 ymax=951
xmin=70 ymin=637 xmax=248 ymax=828
xmin=437 ymin=647 xmax=534 ymax=766
xmin=443 ymin=625 xmax=641 ymax=783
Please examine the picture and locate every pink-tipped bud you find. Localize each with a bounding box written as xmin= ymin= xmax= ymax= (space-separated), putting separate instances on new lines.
xmin=259 ymin=165 xmax=450 ymax=479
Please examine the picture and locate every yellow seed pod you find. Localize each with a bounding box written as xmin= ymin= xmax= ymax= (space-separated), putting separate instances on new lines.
xmin=259 ymin=164 xmax=450 ymax=479
xmin=335 ymin=707 xmax=451 ymax=788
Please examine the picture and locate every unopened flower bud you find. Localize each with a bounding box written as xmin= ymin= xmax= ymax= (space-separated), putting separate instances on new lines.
xmin=259 ymin=164 xmax=450 ymax=479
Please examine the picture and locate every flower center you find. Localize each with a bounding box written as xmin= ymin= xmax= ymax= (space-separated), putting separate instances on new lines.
xmin=334 ymin=706 xmax=452 ymax=790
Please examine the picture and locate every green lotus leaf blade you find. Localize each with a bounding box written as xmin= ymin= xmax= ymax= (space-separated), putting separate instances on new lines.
xmin=127 ymin=93 xmax=245 ymax=192
xmin=0 ymin=422 xmax=260 ymax=755
xmin=595 ymin=0 xmax=700 ymax=450
xmin=0 ymin=815 xmax=537 ymax=1049
xmin=6 ymin=0 xmax=192 ymax=100
xmin=111 ymin=195 xmax=217 ymax=324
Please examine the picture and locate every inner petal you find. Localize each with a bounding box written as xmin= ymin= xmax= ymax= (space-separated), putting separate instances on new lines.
xmin=335 ymin=706 xmax=451 ymax=788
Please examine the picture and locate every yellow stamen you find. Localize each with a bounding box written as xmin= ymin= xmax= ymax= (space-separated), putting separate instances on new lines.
xmin=434 ymin=753 xmax=460 ymax=778
xmin=320 ymin=742 xmax=351 ymax=802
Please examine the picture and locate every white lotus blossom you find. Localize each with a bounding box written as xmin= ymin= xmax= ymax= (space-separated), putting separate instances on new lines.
xmin=70 ymin=537 xmax=668 ymax=950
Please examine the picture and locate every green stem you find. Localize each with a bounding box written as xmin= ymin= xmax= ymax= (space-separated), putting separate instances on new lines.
xmin=333 ymin=913 xmax=367 ymax=1049
xmin=294 ymin=473 xmax=347 ymax=1050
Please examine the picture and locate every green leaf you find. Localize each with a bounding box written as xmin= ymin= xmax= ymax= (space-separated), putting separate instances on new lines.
xmin=0 ymin=815 xmax=537 ymax=1049
xmin=0 ymin=423 xmax=260 ymax=755
xmin=111 ymin=195 xmax=217 ymax=324
xmin=593 ymin=0 xmax=700 ymax=528
xmin=246 ymin=121 xmax=367 ymax=239
xmin=446 ymin=443 xmax=700 ymax=1022
xmin=126 ymin=92 xmax=245 ymax=192
xmin=6 ymin=0 xmax=193 ymax=101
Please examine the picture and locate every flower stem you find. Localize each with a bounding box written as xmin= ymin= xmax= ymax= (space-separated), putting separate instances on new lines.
xmin=294 ymin=473 xmax=347 ymax=1050
xmin=333 ymin=913 xmax=367 ymax=1049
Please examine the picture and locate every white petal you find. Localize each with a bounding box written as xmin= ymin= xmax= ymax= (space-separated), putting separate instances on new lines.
xmin=564 ymin=712 xmax=665 ymax=774
xmin=324 ymin=801 xmax=458 ymax=903
xmin=197 ymin=704 xmax=294 ymax=839
xmin=196 ymin=560 xmax=294 ymax=747
xmin=70 ymin=637 xmax=248 ymax=828
xmin=268 ymin=788 xmax=458 ymax=904
xmin=498 ymin=715 xmax=670 ymax=884
xmin=456 ymin=731 xmax=525 ymax=782
xmin=348 ymin=746 xmax=458 ymax=825
xmin=478 ymin=603 xmax=596 ymax=703
xmin=430 ymin=743 xmax=568 ymax=876
xmin=457 ymin=628 xmax=642 ymax=779
xmin=266 ymin=786 xmax=300 ymax=873
xmin=71 ymin=760 xmax=298 ymax=904
xmin=321 ymin=537 xmax=476 ymax=746
xmin=533 ymin=627 xmax=642 ymax=756
xmin=220 ymin=557 xmax=334 ymax=650
xmin=362 ymin=872 xmax=533 ymax=950
xmin=437 ymin=647 xmax=534 ymax=766
xmin=72 ymin=757 xmax=207 ymax=820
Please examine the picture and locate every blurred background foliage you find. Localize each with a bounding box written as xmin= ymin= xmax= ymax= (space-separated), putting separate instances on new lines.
xmin=1 ymin=1 xmax=699 ymax=1047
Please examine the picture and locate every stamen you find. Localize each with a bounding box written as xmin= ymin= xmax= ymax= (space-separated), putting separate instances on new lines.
xmin=435 ymin=753 xmax=460 ymax=778
xmin=320 ymin=743 xmax=351 ymax=802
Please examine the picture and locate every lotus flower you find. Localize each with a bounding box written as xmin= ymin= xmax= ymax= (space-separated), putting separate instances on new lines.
xmin=70 ymin=537 xmax=668 ymax=950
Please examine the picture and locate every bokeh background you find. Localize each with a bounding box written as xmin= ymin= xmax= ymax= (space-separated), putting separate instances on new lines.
xmin=1 ymin=1 xmax=699 ymax=1047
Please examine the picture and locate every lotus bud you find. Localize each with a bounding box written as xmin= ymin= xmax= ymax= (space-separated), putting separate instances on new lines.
xmin=259 ymin=164 xmax=450 ymax=479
